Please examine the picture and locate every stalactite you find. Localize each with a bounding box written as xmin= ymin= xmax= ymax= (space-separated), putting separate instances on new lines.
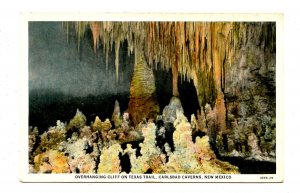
xmin=114 ymin=38 xmax=120 ymax=82
xmin=90 ymin=22 xmax=100 ymax=52
xmin=105 ymin=45 xmax=109 ymax=71
xmin=66 ymin=21 xmax=247 ymax=109
xmin=75 ymin=22 xmax=89 ymax=50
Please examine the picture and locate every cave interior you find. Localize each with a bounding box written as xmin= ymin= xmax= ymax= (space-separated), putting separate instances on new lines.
xmin=28 ymin=21 xmax=276 ymax=174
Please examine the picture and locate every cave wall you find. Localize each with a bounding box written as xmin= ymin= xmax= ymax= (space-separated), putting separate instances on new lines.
xmin=213 ymin=23 xmax=276 ymax=161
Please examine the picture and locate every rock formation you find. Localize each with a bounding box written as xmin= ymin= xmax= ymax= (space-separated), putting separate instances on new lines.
xmin=213 ymin=23 xmax=276 ymax=162
xmin=97 ymin=143 xmax=122 ymax=173
xmin=67 ymin=109 xmax=87 ymax=132
xmin=165 ymin=110 xmax=239 ymax=174
xmin=162 ymin=97 xmax=184 ymax=124
xmin=127 ymin=52 xmax=160 ymax=125
xmin=29 ymin=99 xmax=239 ymax=174
xmin=125 ymin=122 xmax=165 ymax=173
xmin=33 ymin=150 xmax=70 ymax=173
xmin=111 ymin=100 xmax=122 ymax=128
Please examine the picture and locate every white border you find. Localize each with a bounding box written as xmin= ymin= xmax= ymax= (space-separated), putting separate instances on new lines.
xmin=19 ymin=13 xmax=284 ymax=183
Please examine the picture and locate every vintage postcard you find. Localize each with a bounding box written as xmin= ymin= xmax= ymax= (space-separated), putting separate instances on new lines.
xmin=19 ymin=13 xmax=283 ymax=182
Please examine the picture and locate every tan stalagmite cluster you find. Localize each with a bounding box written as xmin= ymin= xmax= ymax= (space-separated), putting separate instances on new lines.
xmin=165 ymin=110 xmax=239 ymax=174
xmin=30 ymin=106 xmax=239 ymax=174
xmin=33 ymin=150 xmax=70 ymax=173
xmin=97 ymin=143 xmax=122 ymax=173
xmin=124 ymin=123 xmax=165 ymax=173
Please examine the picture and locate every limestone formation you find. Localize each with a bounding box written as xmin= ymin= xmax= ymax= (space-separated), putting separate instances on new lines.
xmin=111 ymin=100 xmax=122 ymax=128
xmin=32 ymin=124 xmax=66 ymax=160
xmin=92 ymin=116 xmax=112 ymax=132
xmin=162 ymin=97 xmax=184 ymax=124
xmin=165 ymin=111 xmax=239 ymax=174
xmin=127 ymin=52 xmax=160 ymax=125
xmin=67 ymin=109 xmax=86 ymax=131
xmin=97 ymin=143 xmax=122 ymax=173
xmin=125 ymin=123 xmax=165 ymax=173
xmin=62 ymin=137 xmax=99 ymax=173
xmin=29 ymin=98 xmax=240 ymax=174
xmin=33 ymin=150 xmax=70 ymax=173
xmin=28 ymin=127 xmax=39 ymax=157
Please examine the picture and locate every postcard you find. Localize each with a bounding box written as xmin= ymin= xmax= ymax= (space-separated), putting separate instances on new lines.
xmin=19 ymin=13 xmax=283 ymax=182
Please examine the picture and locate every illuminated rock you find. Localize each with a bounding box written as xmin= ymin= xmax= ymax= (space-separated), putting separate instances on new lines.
xmin=97 ymin=143 xmax=122 ymax=173
xmin=111 ymin=100 xmax=122 ymax=128
xmin=162 ymin=97 xmax=184 ymax=124
xmin=34 ymin=150 xmax=70 ymax=173
xmin=128 ymin=52 xmax=160 ymax=125
xmin=125 ymin=123 xmax=165 ymax=173
xmin=92 ymin=116 xmax=112 ymax=131
xmin=62 ymin=137 xmax=98 ymax=173
xmin=166 ymin=111 xmax=239 ymax=174
xmin=67 ymin=109 xmax=86 ymax=131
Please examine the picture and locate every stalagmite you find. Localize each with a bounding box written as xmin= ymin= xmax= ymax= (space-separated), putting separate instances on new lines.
xmin=127 ymin=50 xmax=159 ymax=125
